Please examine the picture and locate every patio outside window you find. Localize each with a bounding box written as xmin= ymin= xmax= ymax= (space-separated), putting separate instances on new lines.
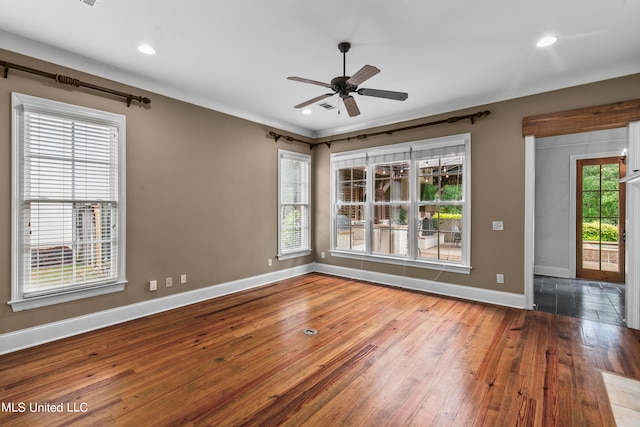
xmin=331 ymin=133 xmax=471 ymax=273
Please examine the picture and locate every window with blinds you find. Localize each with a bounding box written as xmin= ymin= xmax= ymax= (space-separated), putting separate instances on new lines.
xmin=278 ymin=150 xmax=311 ymax=259
xmin=11 ymin=93 xmax=126 ymax=311
xmin=330 ymin=133 xmax=471 ymax=273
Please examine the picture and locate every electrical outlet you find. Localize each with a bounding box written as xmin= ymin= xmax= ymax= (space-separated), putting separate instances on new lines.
xmin=496 ymin=274 xmax=504 ymax=284
xmin=166 ymin=277 xmax=172 ymax=287
xmin=150 ymin=280 xmax=157 ymax=291
xmin=321 ymin=252 xmax=326 ymax=259
xmin=180 ymin=274 xmax=187 ymax=284
xmin=268 ymin=259 xmax=272 ymax=267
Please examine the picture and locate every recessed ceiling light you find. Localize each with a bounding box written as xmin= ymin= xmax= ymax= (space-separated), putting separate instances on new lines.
xmin=138 ymin=44 xmax=156 ymax=55
xmin=302 ymin=109 xmax=312 ymax=115
xmin=536 ymin=36 xmax=557 ymax=48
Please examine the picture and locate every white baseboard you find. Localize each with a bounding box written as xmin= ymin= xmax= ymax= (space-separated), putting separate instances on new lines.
xmin=533 ymin=265 xmax=572 ymax=278
xmin=314 ymin=263 xmax=526 ymax=309
xmin=1 ymin=262 xmax=528 ymax=355
xmin=0 ymin=264 xmax=314 ymax=355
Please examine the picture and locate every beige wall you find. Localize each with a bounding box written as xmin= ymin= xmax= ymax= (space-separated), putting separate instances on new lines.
xmin=1 ymin=47 xmax=640 ymax=335
xmin=0 ymin=49 xmax=313 ymax=334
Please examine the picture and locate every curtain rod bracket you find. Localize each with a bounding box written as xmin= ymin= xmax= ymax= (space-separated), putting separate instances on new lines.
xmin=269 ymin=131 xmax=280 ymax=142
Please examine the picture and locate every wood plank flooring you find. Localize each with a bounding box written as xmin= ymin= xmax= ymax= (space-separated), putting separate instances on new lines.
xmin=1 ymin=273 xmax=640 ymax=426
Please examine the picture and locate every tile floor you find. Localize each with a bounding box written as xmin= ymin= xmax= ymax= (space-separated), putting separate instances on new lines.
xmin=534 ymin=275 xmax=626 ymax=327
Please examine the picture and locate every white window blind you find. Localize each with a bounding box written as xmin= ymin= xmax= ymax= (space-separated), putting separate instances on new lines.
xmin=11 ymin=93 xmax=126 ymax=310
xmin=278 ymin=150 xmax=311 ymax=258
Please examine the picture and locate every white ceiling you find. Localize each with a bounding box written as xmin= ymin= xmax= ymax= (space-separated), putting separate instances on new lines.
xmin=1 ymin=0 xmax=639 ymax=138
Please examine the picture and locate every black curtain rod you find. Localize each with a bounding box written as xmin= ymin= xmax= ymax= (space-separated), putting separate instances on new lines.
xmin=269 ymin=110 xmax=491 ymax=149
xmin=1 ymin=59 xmax=151 ymax=107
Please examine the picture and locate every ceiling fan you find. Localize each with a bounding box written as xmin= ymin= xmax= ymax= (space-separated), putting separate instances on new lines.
xmin=287 ymin=42 xmax=408 ymax=117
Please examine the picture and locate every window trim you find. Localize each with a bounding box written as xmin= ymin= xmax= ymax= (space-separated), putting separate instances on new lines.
xmin=330 ymin=133 xmax=471 ymax=274
xmin=10 ymin=93 xmax=127 ymax=311
xmin=277 ymin=149 xmax=311 ymax=260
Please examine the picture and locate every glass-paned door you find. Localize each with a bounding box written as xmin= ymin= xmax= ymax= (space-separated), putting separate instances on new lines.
xmin=576 ymin=157 xmax=626 ymax=282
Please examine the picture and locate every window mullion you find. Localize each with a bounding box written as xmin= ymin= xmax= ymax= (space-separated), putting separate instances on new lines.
xmin=409 ymin=156 xmax=418 ymax=259
xmin=71 ymin=122 xmax=78 ymax=287
xmin=365 ymin=163 xmax=374 ymax=254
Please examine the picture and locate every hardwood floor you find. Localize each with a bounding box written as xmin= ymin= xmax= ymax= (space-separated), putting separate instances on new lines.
xmin=1 ymin=273 xmax=639 ymax=426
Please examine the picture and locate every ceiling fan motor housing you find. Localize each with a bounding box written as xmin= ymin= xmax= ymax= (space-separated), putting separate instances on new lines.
xmin=331 ymin=76 xmax=356 ymax=98
xmin=338 ymin=42 xmax=351 ymax=53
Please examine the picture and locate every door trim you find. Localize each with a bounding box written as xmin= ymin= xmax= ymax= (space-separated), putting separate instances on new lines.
xmin=524 ymin=136 xmax=535 ymax=310
xmin=624 ymin=122 xmax=640 ymax=329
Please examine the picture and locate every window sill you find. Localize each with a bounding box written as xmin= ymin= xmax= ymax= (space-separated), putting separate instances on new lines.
xmin=277 ymin=250 xmax=312 ymax=261
xmin=329 ymin=250 xmax=472 ymax=274
xmin=8 ymin=280 xmax=127 ymax=312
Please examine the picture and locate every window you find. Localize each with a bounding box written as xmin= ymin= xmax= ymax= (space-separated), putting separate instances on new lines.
xmin=278 ymin=150 xmax=311 ymax=259
xmin=331 ymin=133 xmax=471 ymax=273
xmin=10 ymin=93 xmax=126 ymax=311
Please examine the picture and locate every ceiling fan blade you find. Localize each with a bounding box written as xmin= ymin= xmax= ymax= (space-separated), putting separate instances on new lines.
xmin=357 ymin=88 xmax=408 ymax=101
xmin=346 ymin=65 xmax=380 ymax=86
xmin=287 ymin=76 xmax=332 ymax=89
xmin=343 ymin=96 xmax=360 ymax=117
xmin=294 ymin=93 xmax=334 ymax=109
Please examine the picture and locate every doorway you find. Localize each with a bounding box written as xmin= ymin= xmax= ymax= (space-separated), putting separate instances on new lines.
xmin=529 ymin=127 xmax=630 ymax=326
xmin=576 ymin=157 xmax=626 ymax=283
xmin=524 ymin=105 xmax=640 ymax=329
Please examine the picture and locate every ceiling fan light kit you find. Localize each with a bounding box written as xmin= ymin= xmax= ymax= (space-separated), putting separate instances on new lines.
xmin=288 ymin=42 xmax=408 ymax=117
